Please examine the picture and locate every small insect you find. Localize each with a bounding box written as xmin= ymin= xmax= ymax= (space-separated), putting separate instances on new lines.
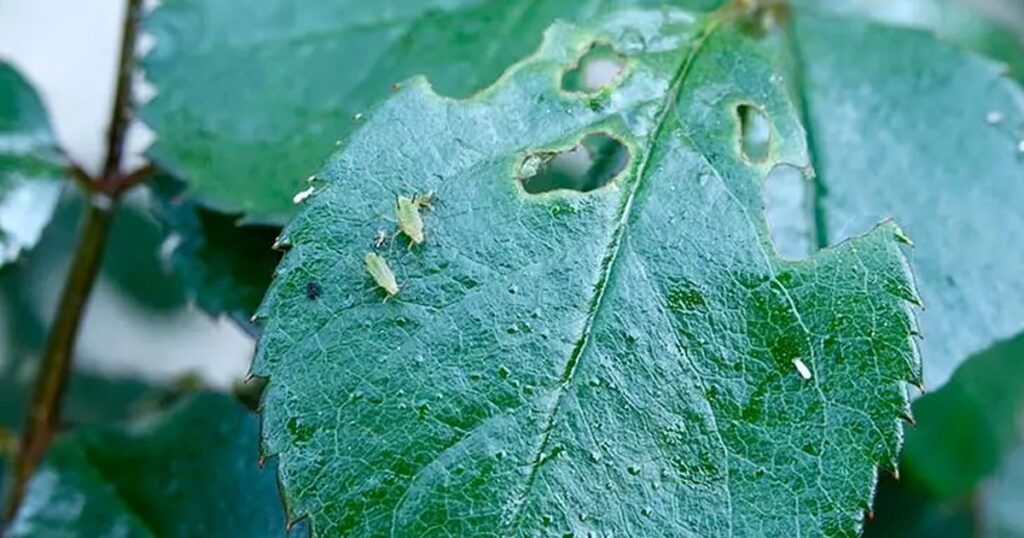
xmin=396 ymin=195 xmax=425 ymax=245
xmin=373 ymin=229 xmax=390 ymax=248
xmin=412 ymin=191 xmax=434 ymax=211
xmin=306 ymin=281 xmax=321 ymax=301
xmin=365 ymin=252 xmax=399 ymax=296
xmin=792 ymin=358 xmax=812 ymax=381
xmin=292 ymin=186 xmax=315 ymax=204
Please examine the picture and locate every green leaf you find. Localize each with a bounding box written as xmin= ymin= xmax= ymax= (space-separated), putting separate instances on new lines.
xmin=149 ymin=176 xmax=280 ymax=328
xmin=901 ymin=333 xmax=1024 ymax=499
xmin=787 ymin=15 xmax=1024 ymax=389
xmin=862 ymin=474 xmax=974 ymax=538
xmin=861 ymin=334 xmax=1024 ymax=536
xmin=254 ymin=9 xmax=921 ymax=536
xmin=7 ymin=393 xmax=306 ymax=538
xmin=794 ymin=0 xmax=1024 ymax=81
xmin=141 ymin=0 xmax=726 ymax=223
xmin=0 ymin=62 xmax=65 ymax=267
xmin=979 ymin=442 xmax=1024 ymax=537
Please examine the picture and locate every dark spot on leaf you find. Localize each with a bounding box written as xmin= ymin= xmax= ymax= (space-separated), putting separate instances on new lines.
xmin=738 ymin=104 xmax=771 ymax=163
xmin=562 ymin=43 xmax=626 ymax=93
xmin=286 ymin=417 xmax=316 ymax=444
xmin=306 ymin=281 xmax=321 ymax=300
xmin=519 ymin=133 xmax=629 ymax=194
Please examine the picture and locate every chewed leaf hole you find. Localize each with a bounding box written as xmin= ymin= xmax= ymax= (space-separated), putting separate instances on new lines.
xmin=519 ymin=133 xmax=629 ymax=194
xmin=562 ymin=44 xmax=627 ymax=93
xmin=738 ymin=104 xmax=771 ymax=162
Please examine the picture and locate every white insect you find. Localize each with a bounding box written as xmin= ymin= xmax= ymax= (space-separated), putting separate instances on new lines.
xmin=292 ymin=186 xmax=315 ymax=204
xmin=792 ymin=358 xmax=812 ymax=381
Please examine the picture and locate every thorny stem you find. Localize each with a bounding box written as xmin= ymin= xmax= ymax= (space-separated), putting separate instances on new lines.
xmin=2 ymin=0 xmax=154 ymax=523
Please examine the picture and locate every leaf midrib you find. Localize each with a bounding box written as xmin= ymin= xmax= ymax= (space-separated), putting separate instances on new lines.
xmin=505 ymin=15 xmax=723 ymax=532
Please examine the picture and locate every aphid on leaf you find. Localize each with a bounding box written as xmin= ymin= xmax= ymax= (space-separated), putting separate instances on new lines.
xmin=396 ymin=196 xmax=425 ymax=245
xmin=365 ymin=252 xmax=399 ymax=297
xmin=412 ymin=191 xmax=435 ymax=211
xmin=306 ymin=281 xmax=321 ymax=301
xmin=792 ymin=358 xmax=812 ymax=381
xmin=373 ymin=229 xmax=390 ymax=248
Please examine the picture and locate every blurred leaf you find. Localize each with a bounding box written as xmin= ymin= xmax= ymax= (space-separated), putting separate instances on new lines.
xmin=863 ymin=474 xmax=974 ymax=538
xmin=141 ymin=0 xmax=726 ymax=223
xmin=12 ymin=190 xmax=188 ymax=315
xmin=7 ymin=393 xmax=306 ymax=538
xmin=0 ymin=62 xmax=65 ymax=267
xmin=149 ymin=176 xmax=279 ymax=331
xmin=979 ymin=443 xmax=1024 ymax=537
xmin=0 ymin=189 xmax=210 ymax=500
xmin=902 ymin=333 xmax=1024 ymax=498
xmin=795 ymin=0 xmax=1024 ymax=81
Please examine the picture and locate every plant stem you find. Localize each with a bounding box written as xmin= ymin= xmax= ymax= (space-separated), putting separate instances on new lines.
xmin=3 ymin=199 xmax=116 ymax=521
xmin=3 ymin=0 xmax=149 ymax=524
xmin=102 ymin=0 xmax=144 ymax=180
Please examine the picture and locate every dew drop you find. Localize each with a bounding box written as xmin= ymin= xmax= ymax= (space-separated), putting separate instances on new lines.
xmin=641 ymin=507 xmax=653 ymax=517
xmin=627 ymin=465 xmax=642 ymax=476
xmin=986 ymin=110 xmax=1004 ymax=125
xmin=498 ymin=366 xmax=510 ymax=379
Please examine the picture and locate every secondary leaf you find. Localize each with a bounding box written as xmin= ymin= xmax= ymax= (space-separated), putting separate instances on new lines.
xmin=786 ymin=15 xmax=1024 ymax=389
xmin=7 ymin=393 xmax=306 ymax=538
xmin=901 ymin=333 xmax=1024 ymax=499
xmin=793 ymin=0 xmax=1024 ymax=81
xmin=254 ymin=9 xmax=920 ymax=536
xmin=979 ymin=442 xmax=1024 ymax=537
xmin=0 ymin=62 xmax=65 ymax=267
xmin=149 ymin=176 xmax=280 ymax=329
xmin=141 ymin=0 xmax=726 ymax=223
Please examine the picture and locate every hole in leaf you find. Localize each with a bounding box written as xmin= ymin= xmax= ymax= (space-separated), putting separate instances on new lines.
xmin=562 ymin=44 xmax=627 ymax=93
xmin=763 ymin=165 xmax=812 ymax=260
xmin=519 ymin=133 xmax=630 ymax=194
xmin=738 ymin=104 xmax=771 ymax=163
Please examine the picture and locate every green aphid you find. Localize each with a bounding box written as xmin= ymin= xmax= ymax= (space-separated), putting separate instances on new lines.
xmin=365 ymin=252 xmax=399 ymax=296
xmin=396 ymin=195 xmax=425 ymax=245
